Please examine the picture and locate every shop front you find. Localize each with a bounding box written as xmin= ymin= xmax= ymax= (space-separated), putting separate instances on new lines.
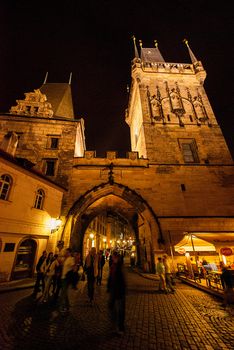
xmin=174 ymin=232 xmax=234 ymax=292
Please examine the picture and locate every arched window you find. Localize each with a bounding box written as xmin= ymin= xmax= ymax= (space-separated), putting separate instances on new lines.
xmin=34 ymin=189 xmax=45 ymax=209
xmin=0 ymin=174 xmax=12 ymax=200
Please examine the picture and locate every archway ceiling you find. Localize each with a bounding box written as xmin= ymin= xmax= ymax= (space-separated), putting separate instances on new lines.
xmin=85 ymin=194 xmax=136 ymax=221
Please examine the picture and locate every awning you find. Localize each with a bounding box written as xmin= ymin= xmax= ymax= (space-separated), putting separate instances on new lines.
xmin=174 ymin=234 xmax=216 ymax=252
xmin=191 ymin=232 xmax=234 ymax=246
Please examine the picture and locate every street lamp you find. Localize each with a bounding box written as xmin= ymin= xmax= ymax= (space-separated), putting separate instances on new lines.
xmin=50 ymin=218 xmax=62 ymax=233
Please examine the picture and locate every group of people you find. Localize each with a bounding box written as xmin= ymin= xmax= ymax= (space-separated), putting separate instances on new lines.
xmin=156 ymin=255 xmax=175 ymax=293
xmin=33 ymin=247 xmax=126 ymax=335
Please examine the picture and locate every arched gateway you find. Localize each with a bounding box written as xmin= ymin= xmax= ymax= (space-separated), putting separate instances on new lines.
xmin=61 ymin=182 xmax=163 ymax=272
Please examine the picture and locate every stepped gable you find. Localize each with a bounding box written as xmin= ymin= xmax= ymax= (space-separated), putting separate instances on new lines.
xmin=40 ymin=83 xmax=74 ymax=119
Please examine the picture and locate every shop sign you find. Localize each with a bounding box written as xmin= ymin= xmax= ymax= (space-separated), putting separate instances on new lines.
xmin=220 ymin=247 xmax=233 ymax=256
xmin=177 ymin=247 xmax=186 ymax=254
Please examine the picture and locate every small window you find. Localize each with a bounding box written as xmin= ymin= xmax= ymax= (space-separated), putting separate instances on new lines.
xmin=179 ymin=139 xmax=199 ymax=163
xmin=167 ymin=114 xmax=171 ymax=122
xmin=50 ymin=138 xmax=59 ymax=149
xmin=0 ymin=174 xmax=12 ymax=200
xmin=34 ymin=189 xmax=45 ymax=209
xmin=189 ymin=115 xmax=193 ymax=122
xmin=34 ymin=106 xmax=39 ymax=113
xmin=26 ymin=106 xmax=31 ymax=112
xmin=4 ymin=243 xmax=15 ymax=252
xmin=45 ymin=160 xmax=56 ymax=176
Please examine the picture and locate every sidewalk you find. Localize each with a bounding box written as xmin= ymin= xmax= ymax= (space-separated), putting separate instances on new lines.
xmin=134 ymin=267 xmax=225 ymax=299
xmin=0 ymin=277 xmax=35 ymax=293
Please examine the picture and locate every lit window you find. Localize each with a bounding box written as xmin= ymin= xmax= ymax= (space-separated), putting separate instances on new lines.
xmin=45 ymin=160 xmax=56 ymax=176
xmin=0 ymin=174 xmax=12 ymax=200
xmin=34 ymin=189 xmax=45 ymax=209
xmin=179 ymin=139 xmax=199 ymax=163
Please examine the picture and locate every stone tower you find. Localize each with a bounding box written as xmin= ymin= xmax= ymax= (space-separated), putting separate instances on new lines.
xmin=125 ymin=39 xmax=233 ymax=164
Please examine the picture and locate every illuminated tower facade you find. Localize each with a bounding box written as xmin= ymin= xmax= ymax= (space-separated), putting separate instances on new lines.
xmin=125 ymin=39 xmax=233 ymax=165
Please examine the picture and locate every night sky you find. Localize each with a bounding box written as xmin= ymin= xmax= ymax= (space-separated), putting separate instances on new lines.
xmin=0 ymin=1 xmax=234 ymax=158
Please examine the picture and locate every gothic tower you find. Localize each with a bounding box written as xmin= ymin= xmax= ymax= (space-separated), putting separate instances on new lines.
xmin=126 ymin=39 xmax=233 ymax=165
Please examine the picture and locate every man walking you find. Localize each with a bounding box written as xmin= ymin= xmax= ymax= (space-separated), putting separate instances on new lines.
xmin=163 ymin=255 xmax=175 ymax=293
xmin=32 ymin=250 xmax=47 ymax=297
xmin=156 ymin=257 xmax=166 ymax=292
xmin=59 ymin=248 xmax=75 ymax=312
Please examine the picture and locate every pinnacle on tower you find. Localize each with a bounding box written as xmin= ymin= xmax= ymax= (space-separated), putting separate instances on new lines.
xmin=183 ymin=38 xmax=198 ymax=63
xmin=43 ymin=72 xmax=49 ymax=84
xmin=132 ymin=35 xmax=139 ymax=58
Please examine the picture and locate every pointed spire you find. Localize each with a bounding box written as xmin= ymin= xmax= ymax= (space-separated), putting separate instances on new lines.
xmin=139 ymin=39 xmax=143 ymax=48
xmin=69 ymin=72 xmax=72 ymax=85
xmin=132 ymin=35 xmax=139 ymax=58
xmin=43 ymin=72 xmax=48 ymax=84
xmin=183 ymin=38 xmax=198 ymax=63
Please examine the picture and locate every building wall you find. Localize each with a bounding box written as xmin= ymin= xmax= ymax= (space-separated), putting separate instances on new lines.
xmin=0 ymin=157 xmax=64 ymax=281
xmin=0 ymin=115 xmax=82 ymax=188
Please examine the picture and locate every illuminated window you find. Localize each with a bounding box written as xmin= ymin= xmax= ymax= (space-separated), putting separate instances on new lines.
xmin=178 ymin=139 xmax=199 ymax=163
xmin=34 ymin=189 xmax=45 ymax=209
xmin=0 ymin=174 xmax=12 ymax=200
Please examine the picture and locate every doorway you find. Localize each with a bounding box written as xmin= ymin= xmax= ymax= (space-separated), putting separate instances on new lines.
xmin=12 ymin=238 xmax=37 ymax=280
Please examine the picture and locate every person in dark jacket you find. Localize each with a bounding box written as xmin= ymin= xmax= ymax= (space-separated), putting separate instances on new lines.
xmin=221 ymin=266 xmax=234 ymax=306
xmin=107 ymin=251 xmax=126 ymax=335
xmin=97 ymin=250 xmax=105 ymax=285
xmin=32 ymin=250 xmax=47 ymax=297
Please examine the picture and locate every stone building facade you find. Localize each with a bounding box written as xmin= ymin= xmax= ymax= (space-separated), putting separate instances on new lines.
xmin=0 ymin=43 xmax=233 ymax=271
xmin=0 ymin=147 xmax=65 ymax=281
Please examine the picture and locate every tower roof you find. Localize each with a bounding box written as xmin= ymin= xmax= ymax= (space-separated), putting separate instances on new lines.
xmin=141 ymin=47 xmax=165 ymax=63
xmin=40 ymin=83 xmax=74 ymax=119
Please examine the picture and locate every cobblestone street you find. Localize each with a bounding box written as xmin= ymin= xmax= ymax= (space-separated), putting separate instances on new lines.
xmin=0 ymin=266 xmax=233 ymax=350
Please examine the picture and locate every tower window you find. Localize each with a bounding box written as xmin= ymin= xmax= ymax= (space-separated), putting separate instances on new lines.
xmin=44 ymin=159 xmax=57 ymax=176
xmin=0 ymin=174 xmax=12 ymax=200
xmin=50 ymin=138 xmax=59 ymax=149
xmin=47 ymin=135 xmax=60 ymax=149
xmin=167 ymin=114 xmax=171 ymax=122
xmin=178 ymin=139 xmax=199 ymax=163
xmin=34 ymin=189 xmax=45 ymax=209
xmin=189 ymin=115 xmax=193 ymax=122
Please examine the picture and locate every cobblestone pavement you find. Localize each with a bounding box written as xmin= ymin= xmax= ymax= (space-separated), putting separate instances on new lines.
xmin=0 ymin=266 xmax=233 ymax=350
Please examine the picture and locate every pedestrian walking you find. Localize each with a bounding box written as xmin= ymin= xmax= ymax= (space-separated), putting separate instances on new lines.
xmin=84 ymin=247 xmax=98 ymax=304
xmin=41 ymin=253 xmax=59 ymax=302
xmin=163 ymin=255 xmax=175 ymax=293
xmin=71 ymin=251 xmax=82 ymax=290
xmin=97 ymin=250 xmax=105 ymax=285
xmin=59 ymin=248 xmax=75 ymax=312
xmin=32 ymin=250 xmax=47 ymax=297
xmin=156 ymin=257 xmax=166 ymax=292
xmin=107 ymin=251 xmax=126 ymax=335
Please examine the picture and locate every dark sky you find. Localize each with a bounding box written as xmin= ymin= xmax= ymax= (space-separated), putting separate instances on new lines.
xmin=0 ymin=1 xmax=234 ymax=158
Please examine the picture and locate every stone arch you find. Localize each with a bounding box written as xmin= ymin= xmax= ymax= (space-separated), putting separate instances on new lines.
xmin=61 ymin=182 xmax=163 ymax=272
